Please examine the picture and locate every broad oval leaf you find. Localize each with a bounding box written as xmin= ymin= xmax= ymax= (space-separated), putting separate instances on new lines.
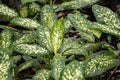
xmin=84 ymin=50 xmax=120 ymax=77
xmin=13 ymin=44 xmax=50 ymax=57
xmin=0 ymin=4 xmax=18 ymax=20
xmin=10 ymin=17 xmax=41 ymax=29
xmin=41 ymin=5 xmax=57 ymax=28
xmin=32 ymin=69 xmax=50 ymax=80
xmin=61 ymin=60 xmax=85 ymax=80
xmin=50 ymin=18 xmax=65 ymax=54
xmin=92 ymin=4 xmax=120 ymax=30
xmin=19 ymin=4 xmax=29 ymax=17
xmin=51 ymin=54 xmax=65 ymax=80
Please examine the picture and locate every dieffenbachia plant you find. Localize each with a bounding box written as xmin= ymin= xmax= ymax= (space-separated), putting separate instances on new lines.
xmin=0 ymin=0 xmax=120 ymax=80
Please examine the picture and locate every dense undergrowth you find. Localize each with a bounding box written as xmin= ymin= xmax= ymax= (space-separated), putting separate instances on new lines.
xmin=0 ymin=0 xmax=120 ymax=80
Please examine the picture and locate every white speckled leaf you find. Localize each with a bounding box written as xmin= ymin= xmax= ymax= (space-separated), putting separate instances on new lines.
xmin=0 ymin=52 xmax=12 ymax=80
xmin=41 ymin=5 xmax=57 ymax=28
xmin=32 ymin=69 xmax=50 ymax=80
xmin=84 ymin=50 xmax=120 ymax=77
xmin=0 ymin=4 xmax=18 ymax=20
xmin=50 ymin=18 xmax=65 ymax=54
xmin=55 ymin=0 xmax=99 ymax=12
xmin=37 ymin=25 xmax=52 ymax=52
xmin=67 ymin=13 xmax=102 ymax=38
xmin=0 ymin=29 xmax=13 ymax=51
xmin=61 ymin=60 xmax=85 ymax=80
xmin=92 ymin=4 xmax=120 ymax=30
xmin=10 ymin=17 xmax=41 ymax=29
xmin=14 ymin=44 xmax=50 ymax=57
xmin=51 ymin=54 xmax=65 ymax=80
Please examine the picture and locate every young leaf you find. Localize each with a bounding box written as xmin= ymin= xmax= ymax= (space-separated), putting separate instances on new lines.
xmin=0 ymin=4 xmax=18 ymax=20
xmin=17 ymin=59 xmax=36 ymax=73
xmin=92 ymin=4 xmax=120 ymax=30
xmin=41 ymin=5 xmax=57 ymax=28
xmin=13 ymin=44 xmax=50 ymax=57
xmin=61 ymin=60 xmax=85 ymax=80
xmin=32 ymin=69 xmax=50 ymax=80
xmin=55 ymin=0 xmax=99 ymax=12
xmin=50 ymin=18 xmax=65 ymax=54
xmin=51 ymin=54 xmax=65 ymax=80
xmin=29 ymin=3 xmax=41 ymax=16
xmin=10 ymin=17 xmax=41 ymax=29
xmin=0 ymin=53 xmax=13 ymax=80
xmin=19 ymin=4 xmax=29 ymax=17
xmin=37 ymin=25 xmax=52 ymax=52
xmin=84 ymin=50 xmax=120 ymax=77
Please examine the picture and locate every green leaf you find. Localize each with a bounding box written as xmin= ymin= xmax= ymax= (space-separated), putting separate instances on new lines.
xmin=29 ymin=3 xmax=41 ymax=16
xmin=12 ymin=55 xmax=21 ymax=64
xmin=84 ymin=50 xmax=120 ymax=77
xmin=0 ymin=52 xmax=13 ymax=80
xmin=10 ymin=17 xmax=41 ymax=29
xmin=17 ymin=59 xmax=36 ymax=73
xmin=51 ymin=54 xmax=65 ymax=80
xmin=67 ymin=13 xmax=102 ymax=38
xmin=41 ymin=5 xmax=57 ymax=28
xmin=32 ymin=69 xmax=50 ymax=80
xmin=50 ymin=18 xmax=65 ymax=54
xmin=92 ymin=4 xmax=120 ymax=30
xmin=55 ymin=0 xmax=99 ymax=12
xmin=13 ymin=44 xmax=50 ymax=57
xmin=0 ymin=29 xmax=13 ymax=51
xmin=92 ymin=22 xmax=120 ymax=37
xmin=13 ymin=32 xmax=36 ymax=45
xmin=37 ymin=25 xmax=52 ymax=52
xmin=0 ymin=4 xmax=18 ymax=20
xmin=19 ymin=4 xmax=29 ymax=17
xmin=61 ymin=60 xmax=85 ymax=80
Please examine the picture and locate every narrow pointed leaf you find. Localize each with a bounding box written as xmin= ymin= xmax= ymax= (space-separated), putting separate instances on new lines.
xmin=55 ymin=0 xmax=99 ymax=12
xmin=50 ymin=18 xmax=65 ymax=54
xmin=13 ymin=44 xmax=50 ymax=57
xmin=0 ymin=4 xmax=18 ymax=20
xmin=51 ymin=54 xmax=65 ymax=80
xmin=61 ymin=60 xmax=85 ymax=80
xmin=41 ymin=5 xmax=57 ymax=28
xmin=84 ymin=50 xmax=120 ymax=77
xmin=32 ymin=69 xmax=50 ymax=80
xmin=17 ymin=59 xmax=36 ymax=73
xmin=10 ymin=17 xmax=41 ymax=29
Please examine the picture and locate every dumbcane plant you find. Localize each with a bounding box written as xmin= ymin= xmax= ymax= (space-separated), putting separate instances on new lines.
xmin=0 ymin=0 xmax=120 ymax=80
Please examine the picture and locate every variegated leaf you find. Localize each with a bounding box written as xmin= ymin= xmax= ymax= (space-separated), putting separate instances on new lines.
xmin=84 ymin=50 xmax=120 ymax=77
xmin=55 ymin=0 xmax=99 ymax=12
xmin=19 ymin=4 xmax=29 ymax=17
xmin=32 ymin=69 xmax=50 ymax=80
xmin=0 ymin=4 xmax=18 ymax=20
xmin=61 ymin=60 xmax=85 ymax=80
xmin=41 ymin=5 xmax=57 ymax=28
xmin=13 ymin=44 xmax=50 ymax=57
xmin=50 ymin=18 xmax=65 ymax=54
xmin=10 ymin=17 xmax=41 ymax=29
xmin=51 ymin=54 xmax=65 ymax=80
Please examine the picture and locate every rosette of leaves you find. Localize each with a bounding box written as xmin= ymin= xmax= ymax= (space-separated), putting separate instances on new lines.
xmin=0 ymin=1 xmax=120 ymax=80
